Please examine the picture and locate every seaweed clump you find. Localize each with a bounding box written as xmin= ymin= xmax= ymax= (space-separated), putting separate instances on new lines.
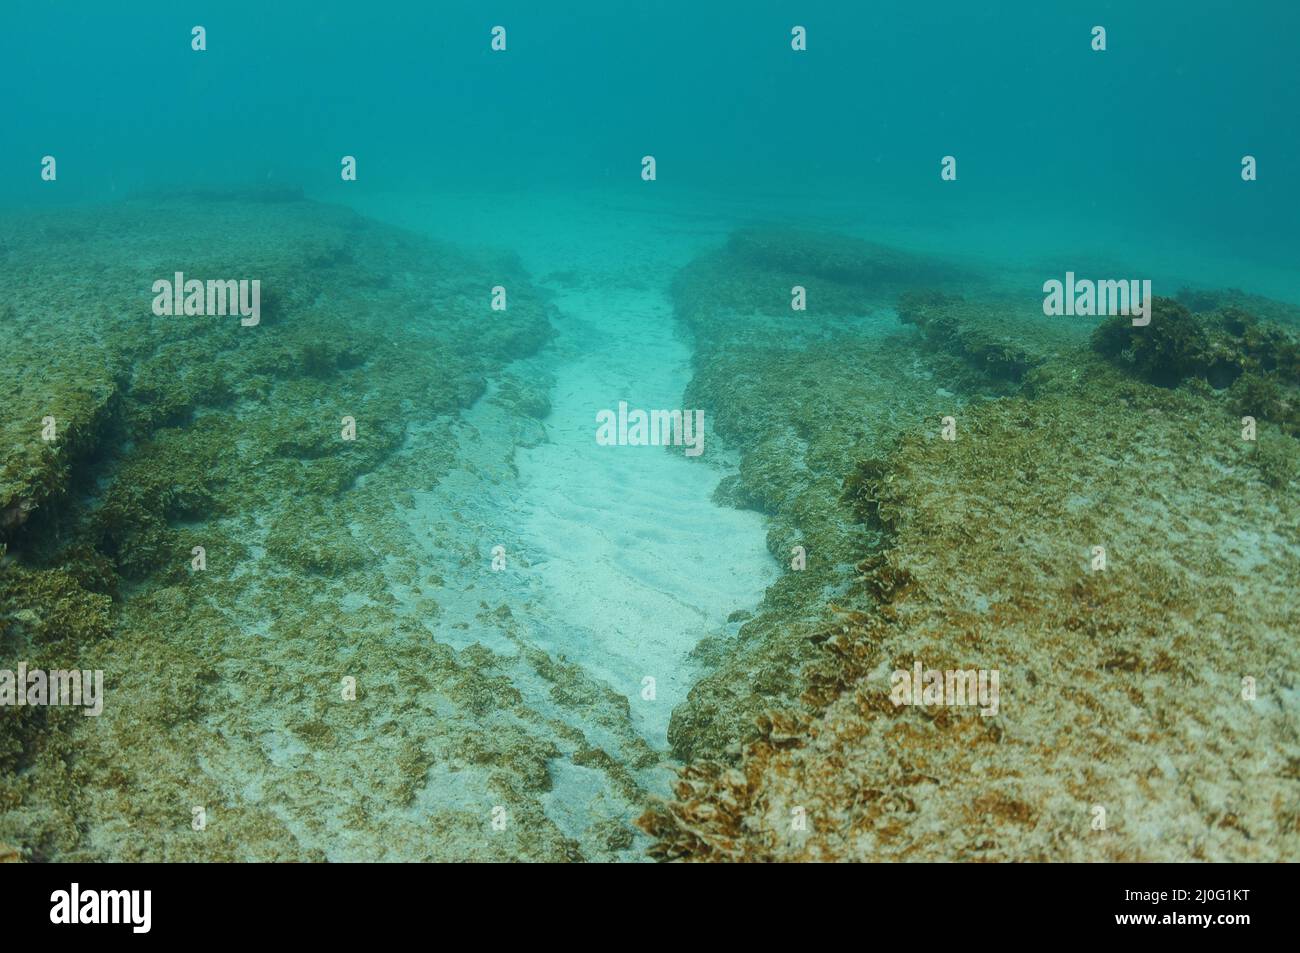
xmin=1091 ymin=297 xmax=1212 ymax=386
xmin=1092 ymin=296 xmax=1299 ymax=432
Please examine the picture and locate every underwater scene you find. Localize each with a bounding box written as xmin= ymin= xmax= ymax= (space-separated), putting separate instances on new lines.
xmin=1 ymin=2 xmax=1298 ymax=863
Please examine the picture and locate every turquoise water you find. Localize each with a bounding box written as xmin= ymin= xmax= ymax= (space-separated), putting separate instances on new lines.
xmin=2 ymin=2 xmax=1299 ymax=862
xmin=6 ymin=2 xmax=1298 ymax=292
xmin=5 ymin=1 xmax=1298 ymax=267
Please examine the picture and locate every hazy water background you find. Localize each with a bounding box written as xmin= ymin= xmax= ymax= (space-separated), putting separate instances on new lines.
xmin=3 ymin=0 xmax=1298 ymax=296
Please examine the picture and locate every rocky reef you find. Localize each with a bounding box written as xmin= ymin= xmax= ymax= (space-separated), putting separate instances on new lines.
xmin=643 ymin=228 xmax=1300 ymax=861
xmin=5 ymin=204 xmax=1298 ymax=863
xmin=661 ymin=229 xmax=966 ymax=763
xmin=897 ymin=290 xmax=1089 ymax=387
xmin=0 ymin=193 xmax=657 ymax=860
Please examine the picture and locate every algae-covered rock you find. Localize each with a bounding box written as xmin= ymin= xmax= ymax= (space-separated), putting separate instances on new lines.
xmin=0 ymin=193 xmax=654 ymax=862
xmin=1094 ymin=297 xmax=1299 ymax=383
xmin=664 ymin=229 xmax=976 ymax=761
xmin=666 ymin=229 xmax=1095 ymax=762
xmin=726 ymin=226 xmax=968 ymax=291
xmin=1093 ymin=296 xmax=1300 ymax=433
xmin=0 ymin=562 xmax=113 ymax=649
xmin=265 ymin=500 xmax=374 ymax=575
xmin=649 ymin=232 xmax=1300 ymax=862
xmin=1176 ymin=286 xmax=1300 ymax=328
xmin=0 ymin=359 xmax=122 ymax=539
xmin=897 ymin=290 xmax=1089 ymax=385
xmin=646 ymin=353 xmax=1300 ymax=861
xmin=1092 ymin=297 xmax=1212 ymax=386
